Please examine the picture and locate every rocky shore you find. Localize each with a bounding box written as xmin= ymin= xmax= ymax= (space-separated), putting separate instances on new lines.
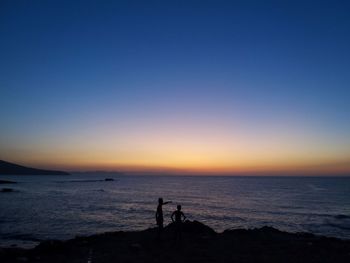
xmin=1 ymin=221 xmax=349 ymax=263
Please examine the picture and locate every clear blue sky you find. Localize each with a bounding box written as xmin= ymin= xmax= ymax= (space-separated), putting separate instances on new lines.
xmin=1 ymin=0 xmax=349 ymax=174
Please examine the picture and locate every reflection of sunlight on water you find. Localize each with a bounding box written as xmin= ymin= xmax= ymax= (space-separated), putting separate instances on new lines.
xmin=0 ymin=175 xmax=350 ymax=247
xmin=307 ymin=184 xmax=327 ymax=191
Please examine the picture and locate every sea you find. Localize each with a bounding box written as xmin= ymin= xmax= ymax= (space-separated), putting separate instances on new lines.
xmin=0 ymin=174 xmax=350 ymax=247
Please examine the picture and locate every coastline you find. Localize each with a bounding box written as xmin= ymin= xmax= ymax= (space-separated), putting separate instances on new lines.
xmin=1 ymin=220 xmax=350 ymax=263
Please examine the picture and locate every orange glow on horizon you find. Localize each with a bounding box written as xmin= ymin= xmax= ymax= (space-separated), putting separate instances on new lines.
xmin=5 ymin=154 xmax=350 ymax=176
xmin=2 ymin=118 xmax=350 ymax=176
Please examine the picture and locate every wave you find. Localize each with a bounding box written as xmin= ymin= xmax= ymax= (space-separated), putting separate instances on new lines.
xmin=334 ymin=214 xmax=350 ymax=219
xmin=325 ymin=214 xmax=350 ymax=231
xmin=327 ymin=222 xmax=350 ymax=230
xmin=56 ymin=178 xmax=115 ymax=183
xmin=307 ymin=184 xmax=326 ymax=191
xmin=1 ymin=233 xmax=42 ymax=242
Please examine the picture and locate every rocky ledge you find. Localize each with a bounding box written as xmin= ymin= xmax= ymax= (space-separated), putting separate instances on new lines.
xmin=1 ymin=221 xmax=350 ymax=263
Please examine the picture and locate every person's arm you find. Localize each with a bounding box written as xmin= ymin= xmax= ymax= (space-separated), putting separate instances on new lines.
xmin=181 ymin=212 xmax=186 ymax=222
xmin=171 ymin=211 xmax=175 ymax=222
xmin=163 ymin=201 xmax=172 ymax=205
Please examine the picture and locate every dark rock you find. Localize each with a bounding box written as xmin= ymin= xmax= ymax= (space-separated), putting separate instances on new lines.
xmin=16 ymin=256 xmax=28 ymax=262
xmin=1 ymin=221 xmax=350 ymax=263
xmin=1 ymin=188 xmax=14 ymax=192
xmin=182 ymin=220 xmax=217 ymax=235
xmin=129 ymin=243 xmax=142 ymax=252
xmin=104 ymin=178 xmax=114 ymax=181
xmin=165 ymin=220 xmax=216 ymax=235
xmin=0 ymin=180 xmax=17 ymax=184
xmin=33 ymin=240 xmax=66 ymax=256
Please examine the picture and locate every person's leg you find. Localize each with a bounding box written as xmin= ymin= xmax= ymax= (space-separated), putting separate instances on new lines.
xmin=173 ymin=222 xmax=178 ymax=241
xmin=175 ymin=222 xmax=181 ymax=243
xmin=157 ymin=221 xmax=163 ymax=240
xmin=178 ymin=223 xmax=182 ymax=241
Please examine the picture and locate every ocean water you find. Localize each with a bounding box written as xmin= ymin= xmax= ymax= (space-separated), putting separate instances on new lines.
xmin=0 ymin=174 xmax=350 ymax=247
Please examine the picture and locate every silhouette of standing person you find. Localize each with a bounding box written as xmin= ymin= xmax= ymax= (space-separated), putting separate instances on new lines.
xmin=155 ymin=197 xmax=171 ymax=239
xmin=171 ymin=205 xmax=186 ymax=242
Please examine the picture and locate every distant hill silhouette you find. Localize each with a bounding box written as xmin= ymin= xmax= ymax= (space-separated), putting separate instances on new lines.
xmin=0 ymin=160 xmax=70 ymax=175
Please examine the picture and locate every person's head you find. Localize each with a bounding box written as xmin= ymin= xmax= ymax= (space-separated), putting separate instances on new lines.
xmin=158 ymin=198 xmax=163 ymax=204
xmin=177 ymin=205 xmax=181 ymax=211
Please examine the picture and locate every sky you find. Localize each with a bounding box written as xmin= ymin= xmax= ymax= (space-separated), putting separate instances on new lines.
xmin=1 ymin=0 xmax=350 ymax=175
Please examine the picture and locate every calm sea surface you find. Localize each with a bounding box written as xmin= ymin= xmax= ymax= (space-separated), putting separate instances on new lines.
xmin=0 ymin=174 xmax=350 ymax=247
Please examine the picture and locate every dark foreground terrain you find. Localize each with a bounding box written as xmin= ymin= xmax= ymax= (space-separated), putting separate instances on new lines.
xmin=1 ymin=221 xmax=350 ymax=263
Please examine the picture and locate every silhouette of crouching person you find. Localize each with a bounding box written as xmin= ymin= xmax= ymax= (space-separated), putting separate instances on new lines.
xmin=155 ymin=197 xmax=171 ymax=240
xmin=171 ymin=205 xmax=186 ymax=242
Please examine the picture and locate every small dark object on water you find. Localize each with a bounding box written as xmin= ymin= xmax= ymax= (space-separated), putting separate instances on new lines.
xmin=1 ymin=188 xmax=14 ymax=192
xmin=104 ymin=178 xmax=114 ymax=181
xmin=0 ymin=180 xmax=17 ymax=184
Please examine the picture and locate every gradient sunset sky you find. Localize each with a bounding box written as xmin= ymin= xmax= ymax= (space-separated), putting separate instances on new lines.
xmin=1 ymin=1 xmax=350 ymax=175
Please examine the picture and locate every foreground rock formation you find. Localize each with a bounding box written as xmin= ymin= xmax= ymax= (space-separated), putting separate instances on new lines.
xmin=1 ymin=221 xmax=349 ymax=263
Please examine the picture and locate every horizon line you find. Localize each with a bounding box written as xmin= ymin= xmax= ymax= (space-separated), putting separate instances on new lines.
xmin=2 ymin=159 xmax=350 ymax=177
